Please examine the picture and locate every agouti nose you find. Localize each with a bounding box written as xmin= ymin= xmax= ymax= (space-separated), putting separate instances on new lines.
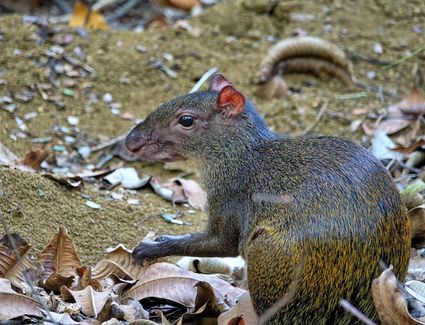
xmin=125 ymin=127 xmax=148 ymax=152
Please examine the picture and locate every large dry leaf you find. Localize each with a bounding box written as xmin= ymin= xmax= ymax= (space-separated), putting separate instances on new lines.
xmin=122 ymin=262 xmax=245 ymax=308
xmin=0 ymin=278 xmax=43 ymax=320
xmin=61 ymin=285 xmax=111 ymax=317
xmin=372 ymin=267 xmax=425 ymax=324
xmin=37 ymin=226 xmax=81 ymax=279
xmin=218 ymin=292 xmax=258 ymax=325
xmin=0 ymin=233 xmax=35 ymax=287
xmin=92 ymin=244 xmax=147 ymax=280
xmin=373 ymin=87 xmax=425 ymax=135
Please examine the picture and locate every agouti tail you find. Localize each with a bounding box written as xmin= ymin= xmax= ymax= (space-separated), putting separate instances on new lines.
xmin=125 ymin=74 xmax=410 ymax=324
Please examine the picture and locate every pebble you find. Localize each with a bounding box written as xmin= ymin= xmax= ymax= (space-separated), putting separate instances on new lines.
xmin=373 ymin=43 xmax=383 ymax=54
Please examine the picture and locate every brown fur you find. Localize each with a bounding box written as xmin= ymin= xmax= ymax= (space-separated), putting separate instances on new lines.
xmin=125 ymin=77 xmax=410 ymax=324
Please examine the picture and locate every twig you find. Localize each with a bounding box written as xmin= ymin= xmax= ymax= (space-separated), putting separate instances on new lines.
xmin=106 ymin=0 xmax=141 ymax=23
xmin=54 ymin=0 xmax=72 ymax=14
xmin=0 ymin=210 xmax=58 ymax=325
xmin=339 ymin=299 xmax=377 ymax=325
xmin=345 ymin=51 xmax=391 ymax=66
xmin=92 ymin=0 xmax=123 ymax=11
xmin=189 ymin=67 xmax=218 ymax=93
xmin=90 ymin=134 xmax=127 ymax=152
xmin=335 ymin=92 xmax=368 ymax=100
xmin=301 ymin=100 xmax=328 ymax=135
xmin=384 ymin=43 xmax=425 ymax=69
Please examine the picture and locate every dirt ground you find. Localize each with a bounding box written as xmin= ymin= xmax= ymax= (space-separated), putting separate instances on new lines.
xmin=0 ymin=0 xmax=424 ymax=263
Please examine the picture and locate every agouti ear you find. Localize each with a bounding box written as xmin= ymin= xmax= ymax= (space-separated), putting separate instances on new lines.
xmin=216 ymin=85 xmax=246 ymax=119
xmin=209 ymin=73 xmax=234 ymax=92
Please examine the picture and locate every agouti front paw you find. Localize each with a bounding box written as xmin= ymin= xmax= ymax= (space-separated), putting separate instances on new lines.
xmin=132 ymin=240 xmax=162 ymax=263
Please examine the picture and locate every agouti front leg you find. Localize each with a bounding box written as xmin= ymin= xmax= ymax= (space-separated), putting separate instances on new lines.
xmin=132 ymin=231 xmax=239 ymax=263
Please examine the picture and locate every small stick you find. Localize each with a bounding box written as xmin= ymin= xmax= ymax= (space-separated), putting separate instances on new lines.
xmin=301 ymin=100 xmax=328 ymax=135
xmin=90 ymin=134 xmax=127 ymax=152
xmin=189 ymin=67 xmax=218 ymax=93
xmin=384 ymin=43 xmax=425 ymax=69
xmin=92 ymin=0 xmax=123 ymax=11
xmin=106 ymin=0 xmax=141 ymax=23
xmin=335 ymin=92 xmax=368 ymax=100
xmin=339 ymin=299 xmax=377 ymax=325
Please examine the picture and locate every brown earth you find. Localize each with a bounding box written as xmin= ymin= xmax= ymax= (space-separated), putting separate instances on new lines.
xmin=0 ymin=0 xmax=424 ymax=263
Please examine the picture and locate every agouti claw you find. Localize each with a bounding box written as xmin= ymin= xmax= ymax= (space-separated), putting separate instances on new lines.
xmin=132 ymin=239 xmax=162 ymax=263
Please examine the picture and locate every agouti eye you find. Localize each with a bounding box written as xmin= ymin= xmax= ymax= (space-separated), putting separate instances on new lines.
xmin=179 ymin=115 xmax=194 ymax=127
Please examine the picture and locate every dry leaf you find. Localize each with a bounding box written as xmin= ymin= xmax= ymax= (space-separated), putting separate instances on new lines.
xmin=401 ymin=182 xmax=425 ymax=248
xmin=37 ymin=226 xmax=82 ymax=279
xmin=372 ymin=87 xmax=425 ymax=135
xmin=23 ymin=147 xmax=48 ymax=170
xmin=218 ymin=292 xmax=258 ymax=325
xmin=0 ymin=142 xmax=19 ymax=165
xmin=39 ymin=272 xmax=74 ymax=292
xmin=92 ymin=244 xmax=147 ymax=280
xmin=99 ymin=300 xmax=149 ymax=322
xmin=122 ymin=262 xmax=245 ymax=308
xmin=75 ymin=266 xmax=102 ymax=291
xmin=174 ymin=178 xmax=207 ymax=211
xmin=372 ymin=267 xmax=424 ymax=324
xmin=176 ymin=302 xmax=213 ymax=325
xmin=398 ymin=87 xmax=425 ymax=115
xmin=0 ymin=233 xmax=35 ymax=287
xmin=157 ymin=178 xmax=207 ymax=210
xmin=0 ymin=278 xmax=43 ymax=320
xmin=42 ymin=173 xmax=83 ymax=188
xmin=408 ymin=255 xmax=425 ymax=281
xmin=61 ymin=285 xmax=111 ymax=317
xmin=69 ymin=1 xmax=109 ymax=30
xmin=194 ymin=281 xmax=230 ymax=314
xmin=406 ymin=280 xmax=425 ymax=304
xmin=41 ymin=311 xmax=80 ymax=324
xmin=159 ymin=0 xmax=200 ymax=11
xmin=392 ymin=138 xmax=425 ymax=154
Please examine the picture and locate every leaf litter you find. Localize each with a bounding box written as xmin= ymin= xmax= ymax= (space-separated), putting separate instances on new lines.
xmin=0 ymin=227 xmax=246 ymax=323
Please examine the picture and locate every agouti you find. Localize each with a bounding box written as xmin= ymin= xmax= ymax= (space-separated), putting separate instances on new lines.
xmin=125 ymin=74 xmax=410 ymax=324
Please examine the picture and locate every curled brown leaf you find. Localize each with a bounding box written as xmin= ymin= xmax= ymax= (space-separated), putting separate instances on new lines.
xmin=372 ymin=267 xmax=425 ymax=324
xmin=37 ymin=226 xmax=82 ymax=279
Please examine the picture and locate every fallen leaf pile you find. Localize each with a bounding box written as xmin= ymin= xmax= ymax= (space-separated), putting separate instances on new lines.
xmin=362 ymin=86 xmax=425 ymax=187
xmin=0 ymin=226 xmax=248 ymax=324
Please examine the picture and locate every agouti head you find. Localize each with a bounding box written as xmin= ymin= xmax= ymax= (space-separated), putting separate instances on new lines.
xmin=125 ymin=74 xmax=274 ymax=162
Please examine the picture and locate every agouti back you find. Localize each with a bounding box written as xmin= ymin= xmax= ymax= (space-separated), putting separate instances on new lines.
xmin=125 ymin=74 xmax=410 ymax=324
